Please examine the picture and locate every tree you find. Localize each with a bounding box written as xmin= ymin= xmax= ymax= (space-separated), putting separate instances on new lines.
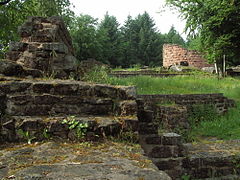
xmin=70 ymin=15 xmax=102 ymax=61
xmin=121 ymin=12 xmax=162 ymax=66
xmin=164 ymin=26 xmax=186 ymax=47
xmin=97 ymin=12 xmax=122 ymax=66
xmin=121 ymin=15 xmax=140 ymax=67
xmin=166 ymin=0 xmax=240 ymax=66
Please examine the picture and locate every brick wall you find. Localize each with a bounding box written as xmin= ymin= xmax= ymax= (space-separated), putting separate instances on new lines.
xmin=163 ymin=44 xmax=213 ymax=68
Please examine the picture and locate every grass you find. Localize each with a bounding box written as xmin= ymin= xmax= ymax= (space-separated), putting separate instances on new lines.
xmin=108 ymin=75 xmax=240 ymax=100
xmin=111 ymin=75 xmax=240 ymax=141
xmin=189 ymin=103 xmax=240 ymax=141
xmin=82 ymin=67 xmax=240 ymax=141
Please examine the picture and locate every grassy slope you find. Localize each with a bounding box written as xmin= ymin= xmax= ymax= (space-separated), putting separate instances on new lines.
xmin=109 ymin=75 xmax=240 ymax=100
xmin=108 ymin=75 xmax=240 ymax=141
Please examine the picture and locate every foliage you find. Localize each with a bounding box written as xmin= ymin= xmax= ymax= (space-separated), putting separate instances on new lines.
xmin=69 ymin=12 xmax=185 ymax=67
xmin=106 ymin=75 xmax=240 ymax=101
xmin=162 ymin=26 xmax=186 ymax=47
xmin=43 ymin=128 xmax=51 ymax=140
xmin=116 ymin=130 xmax=139 ymax=144
xmin=181 ymin=174 xmax=191 ymax=180
xmin=190 ymin=104 xmax=240 ymax=140
xmin=70 ymin=15 xmax=103 ymax=61
xmin=188 ymin=104 xmax=219 ymax=126
xmin=62 ymin=116 xmax=89 ymax=139
xmin=97 ymin=12 xmax=122 ymax=66
xmin=81 ymin=65 xmax=111 ymax=84
xmin=186 ymin=104 xmax=219 ymax=141
xmin=166 ymin=0 xmax=240 ymax=66
xmin=17 ymin=129 xmax=36 ymax=144
xmin=121 ymin=12 xmax=163 ymax=67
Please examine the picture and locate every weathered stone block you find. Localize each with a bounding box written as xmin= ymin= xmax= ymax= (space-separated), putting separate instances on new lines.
xmin=6 ymin=104 xmax=52 ymax=116
xmin=145 ymin=135 xmax=162 ymax=145
xmin=0 ymin=60 xmax=24 ymax=76
xmin=149 ymin=145 xmax=180 ymax=158
xmin=48 ymin=120 xmax=68 ymax=133
xmin=117 ymin=100 xmax=137 ymax=116
xmin=213 ymin=167 xmax=235 ymax=177
xmin=7 ymin=95 xmax=34 ymax=105
xmin=153 ymin=157 xmax=183 ymax=170
xmin=162 ymin=133 xmax=182 ymax=145
xmin=0 ymin=81 xmax=32 ymax=94
xmin=17 ymin=119 xmax=44 ymax=131
xmin=34 ymin=95 xmax=61 ymax=104
xmin=138 ymin=123 xmax=158 ymax=135
xmin=190 ymin=167 xmax=213 ymax=179
xmin=137 ymin=110 xmax=154 ymax=122
xmin=165 ymin=169 xmax=183 ymax=180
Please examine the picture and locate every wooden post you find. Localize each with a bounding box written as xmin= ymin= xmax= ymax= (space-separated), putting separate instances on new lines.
xmin=214 ymin=62 xmax=218 ymax=74
xmin=223 ymin=54 xmax=226 ymax=77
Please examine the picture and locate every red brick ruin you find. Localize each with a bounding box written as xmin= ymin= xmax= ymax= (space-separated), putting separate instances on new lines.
xmin=163 ymin=44 xmax=213 ymax=68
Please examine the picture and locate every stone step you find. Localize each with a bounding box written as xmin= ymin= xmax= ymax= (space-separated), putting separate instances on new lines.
xmin=6 ymin=94 xmax=114 ymax=116
xmin=1 ymin=115 xmax=138 ymax=142
xmin=0 ymin=79 xmax=136 ymax=99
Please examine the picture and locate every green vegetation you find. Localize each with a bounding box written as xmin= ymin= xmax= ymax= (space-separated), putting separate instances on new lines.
xmin=0 ymin=2 xmax=186 ymax=67
xmin=17 ymin=129 xmax=36 ymax=144
xmin=69 ymin=12 xmax=186 ymax=67
xmin=111 ymin=75 xmax=240 ymax=140
xmin=166 ymin=0 xmax=240 ymax=66
xmin=189 ymin=104 xmax=240 ymax=141
xmin=43 ymin=128 xmax=51 ymax=140
xmin=62 ymin=116 xmax=89 ymax=140
xmin=82 ymin=67 xmax=240 ymax=141
xmin=90 ymin=73 xmax=240 ymax=101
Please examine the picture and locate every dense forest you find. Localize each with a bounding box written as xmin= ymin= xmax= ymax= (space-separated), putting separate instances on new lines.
xmin=0 ymin=0 xmax=240 ymax=67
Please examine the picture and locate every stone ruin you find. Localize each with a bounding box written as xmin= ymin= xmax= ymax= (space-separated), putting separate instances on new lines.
xmin=1 ymin=17 xmax=240 ymax=180
xmin=5 ymin=16 xmax=77 ymax=78
xmin=163 ymin=44 xmax=213 ymax=69
xmin=137 ymin=94 xmax=239 ymax=179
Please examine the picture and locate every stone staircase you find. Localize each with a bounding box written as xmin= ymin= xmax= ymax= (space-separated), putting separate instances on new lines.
xmin=137 ymin=96 xmax=240 ymax=180
xmin=0 ymin=77 xmax=138 ymax=142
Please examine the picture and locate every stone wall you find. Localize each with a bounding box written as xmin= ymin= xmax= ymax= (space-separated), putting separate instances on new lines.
xmin=109 ymin=70 xmax=189 ymax=78
xmin=137 ymin=97 xmax=240 ymax=179
xmin=138 ymin=93 xmax=235 ymax=114
xmin=6 ymin=16 xmax=77 ymax=78
xmin=163 ymin=44 xmax=213 ymax=68
xmin=137 ymin=93 xmax=235 ymax=133
xmin=0 ymin=78 xmax=137 ymax=142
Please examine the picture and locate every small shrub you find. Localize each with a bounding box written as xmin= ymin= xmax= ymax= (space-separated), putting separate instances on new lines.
xmin=117 ymin=130 xmax=138 ymax=144
xmin=43 ymin=128 xmax=51 ymax=140
xmin=81 ymin=65 xmax=111 ymax=84
xmin=188 ymin=104 xmax=219 ymax=126
xmin=62 ymin=116 xmax=89 ymax=139
xmin=17 ymin=129 xmax=36 ymax=144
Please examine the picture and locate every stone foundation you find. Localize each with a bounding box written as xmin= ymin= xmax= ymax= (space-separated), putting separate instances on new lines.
xmin=138 ymin=93 xmax=235 ymax=114
xmin=0 ymin=77 xmax=137 ymax=142
xmin=137 ymin=96 xmax=240 ymax=179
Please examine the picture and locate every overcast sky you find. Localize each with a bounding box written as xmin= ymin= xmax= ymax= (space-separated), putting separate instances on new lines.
xmin=70 ymin=0 xmax=186 ymax=38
